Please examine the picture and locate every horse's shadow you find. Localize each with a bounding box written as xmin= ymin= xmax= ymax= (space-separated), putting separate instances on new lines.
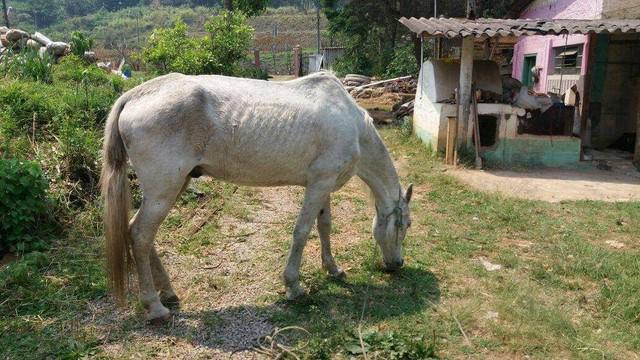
xmin=136 ymin=266 xmax=440 ymax=354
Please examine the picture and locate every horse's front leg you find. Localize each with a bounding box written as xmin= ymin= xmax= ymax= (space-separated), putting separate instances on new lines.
xmin=317 ymin=196 xmax=345 ymax=278
xmin=283 ymin=177 xmax=336 ymax=299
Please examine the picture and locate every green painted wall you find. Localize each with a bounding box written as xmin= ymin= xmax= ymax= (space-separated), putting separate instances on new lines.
xmin=482 ymin=137 xmax=581 ymax=168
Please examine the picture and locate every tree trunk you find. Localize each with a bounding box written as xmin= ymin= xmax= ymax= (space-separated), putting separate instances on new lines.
xmin=2 ymin=0 xmax=9 ymax=28
xmin=223 ymin=0 xmax=233 ymax=11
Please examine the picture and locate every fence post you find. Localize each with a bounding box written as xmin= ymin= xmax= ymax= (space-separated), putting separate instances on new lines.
xmin=293 ymin=45 xmax=302 ymax=77
xmin=254 ymin=49 xmax=260 ymax=68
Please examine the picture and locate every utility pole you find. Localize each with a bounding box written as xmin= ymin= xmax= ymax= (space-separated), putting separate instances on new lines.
xmin=316 ymin=1 xmax=321 ymax=54
xmin=2 ymin=0 xmax=9 ymax=28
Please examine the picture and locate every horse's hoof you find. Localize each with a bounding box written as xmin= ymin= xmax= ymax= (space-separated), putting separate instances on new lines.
xmin=328 ymin=268 xmax=346 ymax=280
xmin=161 ymin=295 xmax=181 ymax=309
xmin=147 ymin=306 xmax=171 ymax=325
xmin=285 ymin=284 xmax=306 ymax=300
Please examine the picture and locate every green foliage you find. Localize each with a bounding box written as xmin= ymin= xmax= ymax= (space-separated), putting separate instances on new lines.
xmin=69 ymin=31 xmax=95 ymax=57
xmin=140 ymin=11 xmax=254 ymax=76
xmin=0 ymin=81 xmax=64 ymax=141
xmin=232 ymin=0 xmax=270 ymax=16
xmin=385 ymin=43 xmax=419 ymax=78
xmin=140 ymin=20 xmax=206 ymax=74
xmin=344 ymin=330 xmax=437 ymax=359
xmin=0 ymin=53 xmax=126 ymax=218
xmin=0 ymin=160 xmax=50 ymax=253
xmin=203 ymin=10 xmax=254 ymax=75
xmin=0 ymin=49 xmax=54 ymax=83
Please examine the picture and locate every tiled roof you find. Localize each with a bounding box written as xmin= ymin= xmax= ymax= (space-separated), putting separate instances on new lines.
xmin=399 ymin=17 xmax=640 ymax=38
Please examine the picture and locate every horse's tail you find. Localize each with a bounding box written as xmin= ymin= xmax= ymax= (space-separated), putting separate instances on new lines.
xmin=100 ymin=94 xmax=132 ymax=304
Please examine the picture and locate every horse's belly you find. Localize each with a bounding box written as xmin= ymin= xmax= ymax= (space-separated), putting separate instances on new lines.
xmin=200 ymin=147 xmax=313 ymax=186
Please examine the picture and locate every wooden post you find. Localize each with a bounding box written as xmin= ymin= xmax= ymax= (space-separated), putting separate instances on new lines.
xmin=254 ymin=49 xmax=261 ymax=68
xmin=634 ymin=78 xmax=640 ymax=164
xmin=446 ymin=116 xmax=457 ymax=165
xmin=292 ymin=45 xmax=302 ymax=77
xmin=458 ymin=36 xmax=474 ymax=148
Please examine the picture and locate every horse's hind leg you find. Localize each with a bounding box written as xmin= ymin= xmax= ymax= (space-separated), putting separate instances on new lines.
xmin=130 ymin=175 xmax=185 ymax=322
xmin=317 ymin=196 xmax=344 ymax=278
xmin=146 ymin=176 xmax=191 ymax=308
xmin=150 ymin=247 xmax=179 ymax=307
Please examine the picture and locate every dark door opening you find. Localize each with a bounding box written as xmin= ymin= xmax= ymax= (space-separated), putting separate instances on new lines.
xmin=473 ymin=115 xmax=498 ymax=147
xmin=522 ymin=54 xmax=537 ymax=87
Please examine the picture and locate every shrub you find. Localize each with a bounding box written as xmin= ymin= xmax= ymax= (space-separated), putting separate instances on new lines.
xmin=203 ymin=10 xmax=254 ymax=75
xmin=69 ymin=31 xmax=95 ymax=58
xmin=140 ymin=11 xmax=254 ymax=76
xmin=54 ymin=55 xmax=111 ymax=86
xmin=0 ymin=160 xmax=51 ymax=253
xmin=140 ymin=20 xmax=207 ymax=74
xmin=385 ymin=43 xmax=419 ymax=78
xmin=0 ymin=81 xmax=66 ymax=141
xmin=0 ymin=50 xmax=54 ymax=83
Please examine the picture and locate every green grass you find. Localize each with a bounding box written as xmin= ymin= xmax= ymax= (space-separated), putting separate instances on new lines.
xmin=2 ymin=128 xmax=640 ymax=359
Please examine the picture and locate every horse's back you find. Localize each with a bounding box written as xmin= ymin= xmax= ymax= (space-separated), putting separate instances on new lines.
xmin=118 ymin=73 xmax=364 ymax=187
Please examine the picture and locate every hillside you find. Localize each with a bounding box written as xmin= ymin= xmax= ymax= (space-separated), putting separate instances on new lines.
xmin=9 ymin=5 xmax=329 ymax=53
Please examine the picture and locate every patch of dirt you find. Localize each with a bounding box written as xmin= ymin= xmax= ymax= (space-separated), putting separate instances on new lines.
xmin=449 ymin=168 xmax=640 ymax=202
xmin=88 ymin=185 xmax=306 ymax=359
xmin=84 ymin=175 xmax=378 ymax=359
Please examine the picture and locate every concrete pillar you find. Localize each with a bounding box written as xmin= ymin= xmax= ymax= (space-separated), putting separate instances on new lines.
xmin=458 ymin=36 xmax=474 ymax=147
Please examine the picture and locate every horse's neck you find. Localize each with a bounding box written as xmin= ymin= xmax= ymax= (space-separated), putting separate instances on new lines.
xmin=356 ymin=125 xmax=401 ymax=213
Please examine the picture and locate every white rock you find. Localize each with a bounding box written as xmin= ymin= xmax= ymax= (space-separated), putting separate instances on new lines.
xmin=478 ymin=257 xmax=502 ymax=271
xmin=605 ymin=240 xmax=624 ymax=249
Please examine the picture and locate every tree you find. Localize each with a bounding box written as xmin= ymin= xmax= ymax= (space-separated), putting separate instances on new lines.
xmin=140 ymin=11 xmax=254 ymax=76
xmin=322 ymin=0 xmax=517 ymax=76
xmin=223 ymin=0 xmax=269 ymax=16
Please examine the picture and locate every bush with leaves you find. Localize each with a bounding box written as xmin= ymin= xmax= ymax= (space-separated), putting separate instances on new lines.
xmin=0 ymin=49 xmax=54 ymax=83
xmin=0 ymin=160 xmax=51 ymax=253
xmin=140 ymin=11 xmax=254 ymax=76
xmin=69 ymin=31 xmax=95 ymax=58
xmin=203 ymin=10 xmax=254 ymax=75
xmin=385 ymin=43 xmax=419 ymax=78
xmin=140 ymin=20 xmax=208 ymax=74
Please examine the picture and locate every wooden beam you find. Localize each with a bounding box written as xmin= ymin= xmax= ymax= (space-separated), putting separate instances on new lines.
xmin=458 ymin=36 xmax=474 ymax=148
xmin=446 ymin=116 xmax=457 ymax=165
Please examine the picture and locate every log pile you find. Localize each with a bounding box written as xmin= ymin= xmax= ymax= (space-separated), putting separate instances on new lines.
xmin=0 ymin=27 xmax=75 ymax=62
xmin=342 ymin=74 xmax=418 ymax=120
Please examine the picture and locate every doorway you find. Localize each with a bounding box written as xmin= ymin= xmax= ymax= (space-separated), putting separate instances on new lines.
xmin=522 ymin=54 xmax=537 ymax=87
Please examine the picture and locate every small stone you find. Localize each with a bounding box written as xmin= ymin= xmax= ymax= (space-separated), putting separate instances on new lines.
xmin=484 ymin=311 xmax=499 ymax=321
xmin=605 ymin=240 xmax=624 ymax=249
xmin=478 ymin=257 xmax=502 ymax=271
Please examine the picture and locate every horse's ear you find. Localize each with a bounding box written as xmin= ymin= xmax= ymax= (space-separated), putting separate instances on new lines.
xmin=404 ymin=184 xmax=413 ymax=203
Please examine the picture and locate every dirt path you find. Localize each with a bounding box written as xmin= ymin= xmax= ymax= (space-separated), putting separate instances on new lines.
xmin=84 ymin=179 xmax=372 ymax=359
xmin=449 ymin=167 xmax=640 ymax=202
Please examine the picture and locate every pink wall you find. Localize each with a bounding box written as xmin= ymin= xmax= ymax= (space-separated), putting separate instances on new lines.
xmin=512 ymin=0 xmax=603 ymax=92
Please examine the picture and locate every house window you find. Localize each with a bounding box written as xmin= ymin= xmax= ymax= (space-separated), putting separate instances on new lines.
xmin=553 ymin=45 xmax=583 ymax=75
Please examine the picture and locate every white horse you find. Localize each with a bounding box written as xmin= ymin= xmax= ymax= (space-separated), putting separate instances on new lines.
xmin=101 ymin=72 xmax=413 ymax=322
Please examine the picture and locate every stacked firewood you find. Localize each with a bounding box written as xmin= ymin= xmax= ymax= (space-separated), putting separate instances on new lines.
xmin=0 ymin=27 xmax=77 ymax=61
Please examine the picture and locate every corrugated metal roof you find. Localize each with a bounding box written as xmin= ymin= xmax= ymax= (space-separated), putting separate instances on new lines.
xmin=399 ymin=17 xmax=640 ymax=39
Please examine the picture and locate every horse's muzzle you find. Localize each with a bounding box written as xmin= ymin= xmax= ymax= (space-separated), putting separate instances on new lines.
xmin=384 ymin=259 xmax=404 ymax=273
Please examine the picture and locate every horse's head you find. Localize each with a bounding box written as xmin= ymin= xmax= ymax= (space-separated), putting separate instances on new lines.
xmin=373 ymin=184 xmax=413 ymax=272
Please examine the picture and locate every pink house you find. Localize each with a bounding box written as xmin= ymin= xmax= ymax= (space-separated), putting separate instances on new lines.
xmin=513 ymin=0 xmax=640 ymax=152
